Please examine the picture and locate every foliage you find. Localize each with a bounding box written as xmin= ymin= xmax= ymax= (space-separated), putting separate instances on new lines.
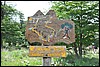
xmin=53 ymin=50 xmax=99 ymax=66
xmin=1 ymin=1 xmax=28 ymax=48
xmin=51 ymin=1 xmax=99 ymax=57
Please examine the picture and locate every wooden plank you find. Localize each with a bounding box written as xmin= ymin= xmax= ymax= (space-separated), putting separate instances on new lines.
xmin=29 ymin=46 xmax=66 ymax=57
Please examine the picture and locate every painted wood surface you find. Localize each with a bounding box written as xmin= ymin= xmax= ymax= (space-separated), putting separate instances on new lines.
xmin=25 ymin=10 xmax=75 ymax=45
xmin=29 ymin=46 xmax=66 ymax=57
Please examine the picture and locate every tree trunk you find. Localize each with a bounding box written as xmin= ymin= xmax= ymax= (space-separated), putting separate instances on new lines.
xmin=79 ymin=33 xmax=82 ymax=58
xmin=78 ymin=4 xmax=83 ymax=58
xmin=4 ymin=1 xmax=6 ymax=5
xmin=73 ymin=43 xmax=79 ymax=58
xmin=1 ymin=33 xmax=3 ymax=48
xmin=79 ymin=44 xmax=82 ymax=58
xmin=1 ymin=41 xmax=2 ymax=48
xmin=9 ymin=42 xmax=11 ymax=46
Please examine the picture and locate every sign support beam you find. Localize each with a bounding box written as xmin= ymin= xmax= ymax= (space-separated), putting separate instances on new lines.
xmin=43 ymin=57 xmax=51 ymax=66
xmin=43 ymin=44 xmax=51 ymax=66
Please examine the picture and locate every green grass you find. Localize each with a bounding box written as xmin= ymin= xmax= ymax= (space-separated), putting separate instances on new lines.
xmin=1 ymin=48 xmax=42 ymax=66
xmin=1 ymin=48 xmax=99 ymax=66
xmin=53 ymin=50 xmax=99 ymax=66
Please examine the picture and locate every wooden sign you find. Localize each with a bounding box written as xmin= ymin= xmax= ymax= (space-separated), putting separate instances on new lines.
xmin=25 ymin=10 xmax=75 ymax=45
xmin=29 ymin=46 xmax=66 ymax=57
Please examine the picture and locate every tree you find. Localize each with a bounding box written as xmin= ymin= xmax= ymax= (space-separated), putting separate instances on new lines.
xmin=19 ymin=12 xmax=25 ymax=29
xmin=51 ymin=1 xmax=99 ymax=58
xmin=1 ymin=1 xmax=26 ymax=48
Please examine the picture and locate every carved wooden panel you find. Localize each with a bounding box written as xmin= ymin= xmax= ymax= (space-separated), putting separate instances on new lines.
xmin=25 ymin=10 xmax=75 ymax=45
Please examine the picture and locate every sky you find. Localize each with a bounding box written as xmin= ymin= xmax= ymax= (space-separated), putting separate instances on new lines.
xmin=6 ymin=1 xmax=52 ymax=21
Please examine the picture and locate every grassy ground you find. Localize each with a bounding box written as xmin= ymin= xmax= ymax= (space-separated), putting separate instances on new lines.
xmin=53 ymin=50 xmax=99 ymax=66
xmin=1 ymin=47 xmax=99 ymax=66
xmin=1 ymin=48 xmax=42 ymax=66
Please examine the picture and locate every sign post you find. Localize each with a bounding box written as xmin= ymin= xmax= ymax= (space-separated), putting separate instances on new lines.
xmin=25 ymin=10 xmax=75 ymax=66
xmin=43 ymin=57 xmax=51 ymax=66
xmin=43 ymin=44 xmax=51 ymax=66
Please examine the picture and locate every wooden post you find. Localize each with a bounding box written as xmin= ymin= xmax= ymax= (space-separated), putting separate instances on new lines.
xmin=43 ymin=57 xmax=51 ymax=66
xmin=42 ymin=44 xmax=51 ymax=66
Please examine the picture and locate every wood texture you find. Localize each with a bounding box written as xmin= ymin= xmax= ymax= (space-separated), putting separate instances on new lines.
xmin=25 ymin=10 xmax=75 ymax=45
xmin=29 ymin=46 xmax=66 ymax=57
